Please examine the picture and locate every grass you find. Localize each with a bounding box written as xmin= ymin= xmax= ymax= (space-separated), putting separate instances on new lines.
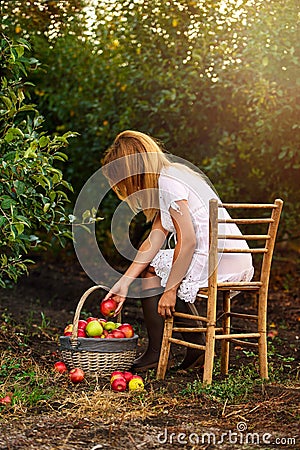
xmin=0 ymin=310 xmax=299 ymax=425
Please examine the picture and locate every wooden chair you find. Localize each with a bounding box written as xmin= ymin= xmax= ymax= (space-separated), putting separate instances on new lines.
xmin=156 ymin=198 xmax=283 ymax=384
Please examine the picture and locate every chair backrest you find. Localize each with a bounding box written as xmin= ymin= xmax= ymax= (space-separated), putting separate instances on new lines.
xmin=208 ymin=199 xmax=284 ymax=292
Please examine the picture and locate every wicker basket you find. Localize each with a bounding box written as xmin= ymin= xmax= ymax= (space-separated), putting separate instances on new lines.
xmin=59 ymin=285 xmax=138 ymax=376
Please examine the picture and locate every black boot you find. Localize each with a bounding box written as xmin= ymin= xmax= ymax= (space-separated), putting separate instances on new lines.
xmin=132 ymin=287 xmax=165 ymax=371
xmin=175 ymin=298 xmax=205 ymax=370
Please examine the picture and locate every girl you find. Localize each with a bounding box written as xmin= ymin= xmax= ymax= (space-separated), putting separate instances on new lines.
xmin=102 ymin=130 xmax=254 ymax=371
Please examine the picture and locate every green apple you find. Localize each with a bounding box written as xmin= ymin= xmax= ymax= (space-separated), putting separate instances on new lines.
xmin=103 ymin=321 xmax=117 ymax=332
xmin=85 ymin=320 xmax=103 ymax=337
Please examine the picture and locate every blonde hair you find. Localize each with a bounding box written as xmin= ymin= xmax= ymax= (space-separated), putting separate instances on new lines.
xmin=102 ymin=130 xmax=171 ymax=222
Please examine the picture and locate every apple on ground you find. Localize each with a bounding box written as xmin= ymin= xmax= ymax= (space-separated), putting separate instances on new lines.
xmin=110 ymin=371 xmax=125 ymax=384
xmin=64 ymin=324 xmax=73 ymax=336
xmin=123 ymin=371 xmax=134 ymax=382
xmin=0 ymin=395 xmax=12 ymax=404
xmin=110 ymin=370 xmax=124 ymax=378
xmin=111 ymin=377 xmax=127 ymax=392
xmin=111 ymin=329 xmax=126 ymax=339
xmin=69 ymin=368 xmax=85 ymax=384
xmin=100 ymin=298 xmax=117 ymax=318
xmin=85 ymin=320 xmax=103 ymax=337
xmin=128 ymin=375 xmax=144 ymax=391
xmin=54 ymin=361 xmax=68 ymax=374
xmin=118 ymin=323 xmax=134 ymax=338
xmin=78 ymin=319 xmax=87 ymax=330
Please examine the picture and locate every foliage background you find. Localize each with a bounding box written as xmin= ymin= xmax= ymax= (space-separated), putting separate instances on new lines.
xmin=1 ymin=0 xmax=299 ymax=275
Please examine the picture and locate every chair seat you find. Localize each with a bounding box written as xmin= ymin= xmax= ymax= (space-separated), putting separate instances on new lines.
xmin=197 ymin=281 xmax=262 ymax=298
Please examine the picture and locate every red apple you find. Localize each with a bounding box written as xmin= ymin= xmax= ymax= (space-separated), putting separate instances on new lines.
xmin=111 ymin=377 xmax=127 ymax=392
xmin=69 ymin=368 xmax=85 ymax=384
xmin=111 ymin=370 xmax=124 ymax=378
xmin=78 ymin=319 xmax=87 ymax=330
xmin=64 ymin=324 xmax=73 ymax=336
xmin=86 ymin=317 xmax=98 ymax=324
xmin=110 ymin=371 xmax=125 ymax=384
xmin=111 ymin=330 xmax=126 ymax=339
xmin=77 ymin=329 xmax=87 ymax=338
xmin=118 ymin=323 xmax=134 ymax=338
xmin=100 ymin=298 xmax=117 ymax=318
xmin=85 ymin=320 xmax=103 ymax=337
xmin=54 ymin=361 xmax=68 ymax=374
xmin=123 ymin=371 xmax=134 ymax=382
xmin=0 ymin=395 xmax=12 ymax=405
xmin=106 ymin=333 xmax=115 ymax=339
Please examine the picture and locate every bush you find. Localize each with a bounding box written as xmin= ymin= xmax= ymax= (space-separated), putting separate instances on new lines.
xmin=0 ymin=35 xmax=76 ymax=286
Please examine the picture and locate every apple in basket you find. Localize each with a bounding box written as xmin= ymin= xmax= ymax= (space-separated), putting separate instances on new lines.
xmin=105 ymin=333 xmax=115 ymax=339
xmin=111 ymin=329 xmax=126 ymax=339
xmin=103 ymin=321 xmax=117 ymax=332
xmin=86 ymin=316 xmax=98 ymax=323
xmin=118 ymin=323 xmax=134 ymax=338
xmin=63 ymin=324 xmax=73 ymax=336
xmin=78 ymin=319 xmax=87 ymax=331
xmin=77 ymin=329 xmax=87 ymax=338
xmin=100 ymin=298 xmax=117 ymax=318
xmin=85 ymin=319 xmax=103 ymax=337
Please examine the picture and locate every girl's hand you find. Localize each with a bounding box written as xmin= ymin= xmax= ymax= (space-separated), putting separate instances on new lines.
xmin=104 ymin=279 xmax=129 ymax=316
xmin=158 ymin=290 xmax=176 ymax=319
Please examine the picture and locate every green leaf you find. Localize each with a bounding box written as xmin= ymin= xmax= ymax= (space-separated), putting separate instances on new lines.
xmin=39 ymin=136 xmax=50 ymax=148
xmin=24 ymin=147 xmax=37 ymax=158
xmin=13 ymin=180 xmax=26 ymax=195
xmin=0 ymin=96 xmax=12 ymax=110
xmin=4 ymin=127 xmax=24 ymax=142
xmin=43 ymin=203 xmax=51 ymax=213
xmin=15 ymin=223 xmax=24 ymax=235
xmin=1 ymin=197 xmax=15 ymax=209
xmin=16 ymin=215 xmax=31 ymax=226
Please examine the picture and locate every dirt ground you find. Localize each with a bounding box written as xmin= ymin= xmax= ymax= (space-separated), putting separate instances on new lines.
xmin=0 ymin=245 xmax=299 ymax=450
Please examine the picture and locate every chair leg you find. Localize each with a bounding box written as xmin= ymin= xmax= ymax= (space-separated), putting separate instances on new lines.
xmin=258 ymin=291 xmax=268 ymax=379
xmin=156 ymin=317 xmax=174 ymax=380
xmin=202 ymin=285 xmax=218 ymax=385
xmin=203 ymin=324 xmax=215 ymax=385
xmin=221 ymin=291 xmax=231 ymax=376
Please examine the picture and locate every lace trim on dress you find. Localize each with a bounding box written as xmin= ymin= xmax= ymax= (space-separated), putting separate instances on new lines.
xmin=150 ymin=251 xmax=254 ymax=303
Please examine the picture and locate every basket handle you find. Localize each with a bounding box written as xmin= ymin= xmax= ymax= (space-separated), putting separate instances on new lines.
xmin=71 ymin=284 xmax=121 ymax=341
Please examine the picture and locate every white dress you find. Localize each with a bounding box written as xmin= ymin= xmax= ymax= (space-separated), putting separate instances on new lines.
xmin=150 ymin=165 xmax=254 ymax=303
